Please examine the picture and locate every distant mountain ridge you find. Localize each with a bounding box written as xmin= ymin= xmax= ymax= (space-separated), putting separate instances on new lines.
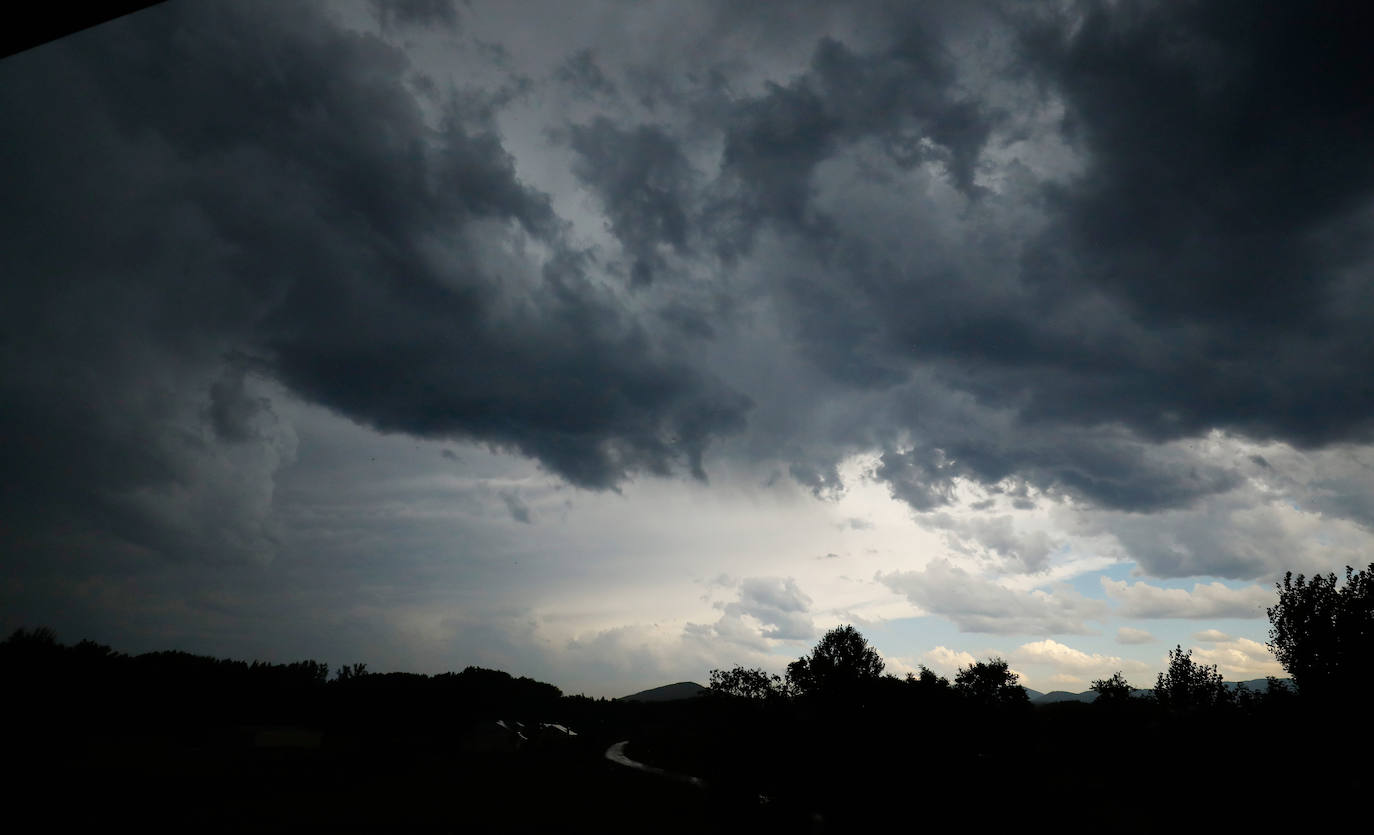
xmin=618 ymin=681 xmax=708 ymax=702
xmin=1023 ymin=678 xmax=1290 ymax=704
xmin=619 ymin=678 xmax=1290 ymax=704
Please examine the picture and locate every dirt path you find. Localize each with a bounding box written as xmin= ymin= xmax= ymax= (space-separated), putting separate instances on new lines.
xmin=603 ymin=740 xmax=706 ymax=787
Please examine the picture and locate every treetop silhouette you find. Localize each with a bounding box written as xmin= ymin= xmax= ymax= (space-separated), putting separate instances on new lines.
xmin=1267 ymin=563 xmax=1374 ymax=701
xmin=1154 ymin=645 xmax=1227 ymax=711
xmin=785 ymin=624 xmax=885 ymax=699
xmin=953 ymin=657 xmax=1028 ymax=707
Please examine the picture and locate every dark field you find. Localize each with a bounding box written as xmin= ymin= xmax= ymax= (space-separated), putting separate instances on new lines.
xmin=5 ymin=631 xmax=1364 ymax=833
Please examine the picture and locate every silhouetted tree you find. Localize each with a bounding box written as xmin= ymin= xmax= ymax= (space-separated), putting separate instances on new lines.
xmin=708 ymin=665 xmax=785 ymax=700
xmin=436 ymin=666 xmax=563 ymax=719
xmin=1090 ymin=671 xmax=1134 ymax=704
xmin=335 ymin=662 xmax=368 ymax=681
xmin=953 ymin=657 xmax=1028 ymax=707
xmin=785 ymin=625 xmax=884 ymax=700
xmin=1266 ymin=563 xmax=1374 ymax=701
xmin=290 ymin=659 xmax=330 ymax=685
xmin=908 ymin=665 xmax=950 ymax=690
xmin=1154 ymin=645 xmax=1227 ymax=711
xmin=4 ymin=626 xmax=58 ymax=647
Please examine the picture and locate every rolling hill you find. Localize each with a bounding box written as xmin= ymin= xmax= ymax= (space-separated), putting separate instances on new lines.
xmin=618 ymin=682 xmax=709 ymax=702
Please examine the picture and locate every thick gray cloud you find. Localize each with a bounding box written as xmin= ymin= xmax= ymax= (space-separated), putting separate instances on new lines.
xmin=1004 ymin=0 xmax=1374 ymax=447
xmin=876 ymin=428 xmax=1242 ymax=514
xmin=702 ymin=28 xmax=997 ymax=254
xmin=564 ymin=118 xmax=697 ymax=287
xmin=542 ymin=0 xmax=1374 ymax=524
xmin=922 ymin=513 xmax=1059 ymax=574
xmin=0 ymin=0 xmax=749 ymax=571
xmin=559 ymin=0 xmax=1374 ymax=522
xmin=554 ymin=50 xmax=617 ymax=100
xmin=721 ymin=577 xmax=815 ymax=641
xmin=499 ymin=490 xmax=533 ymax=524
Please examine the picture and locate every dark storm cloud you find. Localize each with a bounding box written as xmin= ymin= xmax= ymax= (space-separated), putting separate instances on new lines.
xmin=591 ymin=0 xmax=1374 ymax=517
xmin=655 ymin=302 xmax=717 ymax=341
xmin=788 ymin=461 xmax=846 ymax=501
xmin=564 ymin=118 xmax=697 ymax=286
xmin=555 ymin=8 xmax=999 ymax=266
xmin=704 ymin=31 xmax=998 ymax=258
xmin=9 ymin=0 xmax=1374 ymax=598
xmin=0 ymin=0 xmax=748 ymax=565
xmin=368 ymin=0 xmax=459 ymax=31
xmin=876 ymin=427 xmax=1240 ymax=514
xmin=553 ymin=5 xmax=1249 ymax=514
xmin=1007 ymin=0 xmax=1374 ymax=446
xmin=555 ymin=49 xmax=617 ymax=99
xmin=208 ymin=364 xmax=274 ymax=444
xmin=861 ymin=0 xmax=1374 ymax=514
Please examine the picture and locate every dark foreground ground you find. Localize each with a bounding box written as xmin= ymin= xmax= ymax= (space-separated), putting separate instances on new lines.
xmin=4 ymin=633 xmax=1363 ymax=833
xmin=12 ymin=706 xmax=1360 ymax=834
xmin=16 ymin=730 xmax=796 ymax=833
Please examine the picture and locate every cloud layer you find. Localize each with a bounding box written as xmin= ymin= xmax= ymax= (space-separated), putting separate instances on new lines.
xmin=4 ymin=0 xmax=1371 ymax=693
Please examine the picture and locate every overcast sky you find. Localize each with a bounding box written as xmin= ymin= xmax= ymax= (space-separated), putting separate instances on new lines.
xmin=4 ymin=0 xmax=1373 ymax=696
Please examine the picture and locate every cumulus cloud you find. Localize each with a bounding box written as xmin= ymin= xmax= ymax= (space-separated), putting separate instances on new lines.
xmin=1102 ymin=579 xmax=1274 ymax=620
xmin=1188 ymin=638 xmax=1284 ymax=681
xmin=1008 ymin=639 xmax=1152 ymax=691
xmin=1012 ymin=639 xmax=1122 ymax=675
xmin=920 ymin=646 xmax=978 ymax=678
xmin=1116 ymin=627 xmax=1156 ymax=645
xmin=879 ymin=559 xmax=1107 ymax=635
xmin=1193 ymin=629 xmax=1232 ymax=643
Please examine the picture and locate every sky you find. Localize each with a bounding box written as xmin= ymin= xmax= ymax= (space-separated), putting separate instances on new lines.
xmin=4 ymin=0 xmax=1373 ymax=697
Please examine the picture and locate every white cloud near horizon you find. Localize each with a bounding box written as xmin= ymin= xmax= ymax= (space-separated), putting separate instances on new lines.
xmin=1189 ymin=637 xmax=1284 ymax=681
xmin=1102 ymin=579 xmax=1274 ymax=619
xmin=920 ymin=646 xmax=979 ymax=678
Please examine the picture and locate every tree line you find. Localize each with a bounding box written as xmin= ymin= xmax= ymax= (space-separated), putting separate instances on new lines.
xmin=707 ymin=563 xmax=1374 ymax=714
xmin=673 ymin=564 xmax=1373 ymax=828
xmin=3 ymin=563 xmax=1369 ymax=830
